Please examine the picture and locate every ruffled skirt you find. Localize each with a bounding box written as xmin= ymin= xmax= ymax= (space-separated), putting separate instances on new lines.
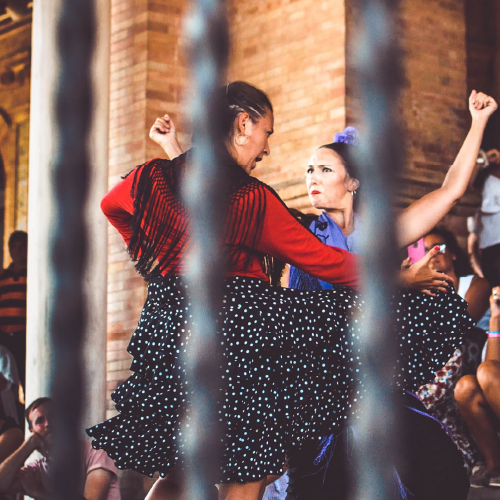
xmin=87 ymin=276 xmax=471 ymax=483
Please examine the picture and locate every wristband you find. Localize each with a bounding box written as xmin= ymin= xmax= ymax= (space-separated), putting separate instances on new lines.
xmin=488 ymin=332 xmax=500 ymax=338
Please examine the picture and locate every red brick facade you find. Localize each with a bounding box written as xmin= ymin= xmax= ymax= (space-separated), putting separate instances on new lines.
xmin=398 ymin=0 xmax=474 ymax=237
xmin=228 ymin=0 xmax=348 ymax=210
xmin=106 ymin=0 xmax=190 ymax=423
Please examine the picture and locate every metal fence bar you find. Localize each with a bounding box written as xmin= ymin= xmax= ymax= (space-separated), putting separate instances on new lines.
xmin=183 ymin=1 xmax=229 ymax=498
xmin=49 ymin=0 xmax=94 ymax=498
xmin=352 ymin=1 xmax=405 ymax=499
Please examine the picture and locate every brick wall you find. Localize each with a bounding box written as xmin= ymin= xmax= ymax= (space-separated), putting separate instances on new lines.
xmin=347 ymin=0 xmax=474 ymax=242
xmin=106 ymin=0 xmax=190 ymax=424
xmin=397 ymin=0 xmax=474 ymax=239
xmin=107 ymin=1 xmax=189 ymax=496
xmin=228 ymin=0 xmax=347 ymax=211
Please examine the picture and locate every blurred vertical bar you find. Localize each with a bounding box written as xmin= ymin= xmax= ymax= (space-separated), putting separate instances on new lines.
xmin=351 ymin=1 xmax=405 ymax=499
xmin=49 ymin=0 xmax=94 ymax=499
xmin=183 ymin=0 xmax=229 ymax=498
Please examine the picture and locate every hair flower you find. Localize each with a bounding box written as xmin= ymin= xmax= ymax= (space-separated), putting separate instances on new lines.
xmin=333 ymin=126 xmax=359 ymax=146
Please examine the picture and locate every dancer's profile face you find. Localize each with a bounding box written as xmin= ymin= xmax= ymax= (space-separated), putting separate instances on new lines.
xmin=306 ymin=148 xmax=358 ymax=210
xmin=232 ymin=109 xmax=274 ymax=174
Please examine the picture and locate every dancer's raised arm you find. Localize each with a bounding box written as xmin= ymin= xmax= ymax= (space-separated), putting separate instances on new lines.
xmin=397 ymin=91 xmax=497 ymax=248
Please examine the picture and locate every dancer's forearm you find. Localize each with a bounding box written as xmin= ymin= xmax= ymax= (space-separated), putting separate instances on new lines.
xmin=441 ymin=119 xmax=487 ymax=199
xmin=161 ymin=139 xmax=183 ymax=160
xmin=397 ymin=121 xmax=486 ymax=247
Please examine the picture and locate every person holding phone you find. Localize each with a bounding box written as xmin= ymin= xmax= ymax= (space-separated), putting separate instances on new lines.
xmin=416 ymin=228 xmax=491 ymax=474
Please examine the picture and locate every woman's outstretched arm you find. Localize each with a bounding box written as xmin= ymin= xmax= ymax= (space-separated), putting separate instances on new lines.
xmin=397 ymin=91 xmax=498 ymax=248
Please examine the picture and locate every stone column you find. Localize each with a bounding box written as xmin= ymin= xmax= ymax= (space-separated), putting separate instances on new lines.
xmin=26 ymin=0 xmax=109 ymax=429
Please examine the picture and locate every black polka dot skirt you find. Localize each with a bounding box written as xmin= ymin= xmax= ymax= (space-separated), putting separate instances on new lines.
xmin=87 ymin=275 xmax=472 ymax=483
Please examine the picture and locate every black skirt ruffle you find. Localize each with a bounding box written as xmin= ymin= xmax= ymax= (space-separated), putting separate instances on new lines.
xmin=87 ymin=276 xmax=471 ymax=483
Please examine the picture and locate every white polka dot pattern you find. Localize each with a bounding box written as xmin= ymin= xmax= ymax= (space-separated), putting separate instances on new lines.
xmin=87 ymin=276 xmax=472 ymax=483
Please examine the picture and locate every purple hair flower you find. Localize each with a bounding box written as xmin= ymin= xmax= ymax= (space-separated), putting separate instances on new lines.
xmin=333 ymin=126 xmax=359 ymax=145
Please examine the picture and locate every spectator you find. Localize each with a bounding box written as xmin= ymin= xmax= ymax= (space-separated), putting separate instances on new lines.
xmin=0 ymin=397 xmax=121 ymax=500
xmin=424 ymin=228 xmax=490 ymax=322
xmin=0 ymin=231 xmax=27 ymax=391
xmin=455 ymin=287 xmax=500 ymax=488
xmin=416 ymin=228 xmax=491 ymax=470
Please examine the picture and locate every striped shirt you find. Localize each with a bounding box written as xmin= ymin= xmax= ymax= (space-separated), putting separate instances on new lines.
xmin=0 ymin=265 xmax=26 ymax=334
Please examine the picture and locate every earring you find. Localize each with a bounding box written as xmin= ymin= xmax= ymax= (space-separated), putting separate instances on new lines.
xmin=234 ymin=133 xmax=249 ymax=147
xmin=350 ymin=190 xmax=357 ymax=196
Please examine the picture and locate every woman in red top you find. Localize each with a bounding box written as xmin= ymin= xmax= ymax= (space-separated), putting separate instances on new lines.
xmin=87 ymin=82 xmax=471 ymax=500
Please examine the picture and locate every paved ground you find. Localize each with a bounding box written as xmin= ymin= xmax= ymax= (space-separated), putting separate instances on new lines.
xmin=469 ymin=487 xmax=500 ymax=499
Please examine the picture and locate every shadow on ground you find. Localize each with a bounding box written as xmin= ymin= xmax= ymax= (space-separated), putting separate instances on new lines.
xmin=469 ymin=487 xmax=500 ymax=499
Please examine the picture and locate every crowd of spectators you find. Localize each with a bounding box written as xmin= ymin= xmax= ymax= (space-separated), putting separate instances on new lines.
xmin=0 ymin=231 xmax=121 ymax=500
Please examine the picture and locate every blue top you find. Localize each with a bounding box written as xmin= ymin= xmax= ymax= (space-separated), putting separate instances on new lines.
xmin=289 ymin=212 xmax=360 ymax=290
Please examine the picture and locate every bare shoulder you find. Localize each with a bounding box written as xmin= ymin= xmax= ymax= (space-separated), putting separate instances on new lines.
xmin=470 ymin=275 xmax=490 ymax=292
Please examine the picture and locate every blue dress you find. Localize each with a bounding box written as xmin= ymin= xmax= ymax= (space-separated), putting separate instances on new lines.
xmin=289 ymin=212 xmax=361 ymax=290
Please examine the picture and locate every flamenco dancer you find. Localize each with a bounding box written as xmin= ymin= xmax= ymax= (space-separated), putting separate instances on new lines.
xmin=284 ymin=89 xmax=497 ymax=500
xmin=88 ymin=82 xmax=476 ymax=500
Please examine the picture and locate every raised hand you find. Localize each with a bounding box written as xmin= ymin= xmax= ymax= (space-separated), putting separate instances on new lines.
xmin=470 ymin=90 xmax=498 ymax=123
xmin=399 ymin=246 xmax=454 ymax=296
xmin=149 ymin=114 xmax=184 ymax=160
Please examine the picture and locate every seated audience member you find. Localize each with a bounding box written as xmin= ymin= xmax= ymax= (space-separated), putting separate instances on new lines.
xmin=417 ymin=228 xmax=491 ymax=469
xmin=455 ymin=287 xmax=500 ymax=488
xmin=0 ymin=397 xmax=121 ymax=500
xmin=0 ymin=345 xmax=20 ymax=423
xmin=0 ymin=231 xmax=27 ymax=391
xmin=424 ymin=228 xmax=490 ymax=321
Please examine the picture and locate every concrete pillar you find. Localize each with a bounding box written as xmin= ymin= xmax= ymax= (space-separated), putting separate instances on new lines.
xmin=26 ymin=0 xmax=109 ymax=429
